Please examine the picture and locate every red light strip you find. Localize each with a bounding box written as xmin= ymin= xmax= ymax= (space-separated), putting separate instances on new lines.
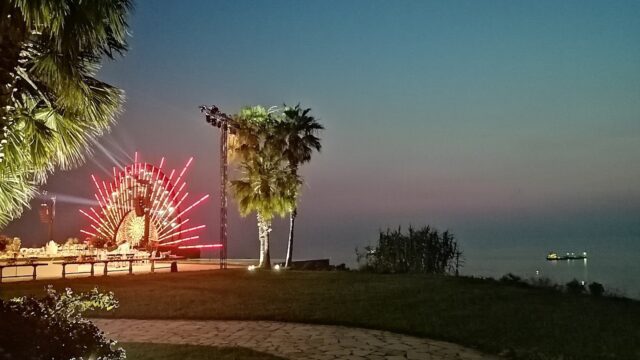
xmin=79 ymin=209 xmax=100 ymax=225
xmin=92 ymin=193 xmax=116 ymax=235
xmin=174 ymin=192 xmax=189 ymax=210
xmin=158 ymin=224 xmax=206 ymax=241
xmin=149 ymin=168 xmax=175 ymax=223
xmin=90 ymin=223 xmax=113 ymax=239
xmin=178 ymin=244 xmax=223 ymax=249
xmin=173 ymin=157 xmax=193 ymax=187
xmin=146 ymin=165 xmax=164 ymax=230
xmin=92 ymin=175 xmax=118 ymax=231
xmin=80 ymin=154 xmax=209 ymax=249
xmin=80 ymin=229 xmax=97 ymax=237
xmin=101 ymin=180 xmax=120 ymax=229
xmin=157 ymin=194 xmax=208 ymax=235
xmin=174 ymin=194 xmax=209 ymax=220
xmin=154 ymin=181 xmax=187 ymax=237
xmin=109 ymin=182 xmax=124 ymax=221
xmin=89 ymin=207 xmax=114 ymax=238
xmin=161 ymin=235 xmax=200 ymax=246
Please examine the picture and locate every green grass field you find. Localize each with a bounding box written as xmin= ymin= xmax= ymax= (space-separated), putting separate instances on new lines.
xmin=2 ymin=269 xmax=639 ymax=360
xmin=122 ymin=343 xmax=284 ymax=360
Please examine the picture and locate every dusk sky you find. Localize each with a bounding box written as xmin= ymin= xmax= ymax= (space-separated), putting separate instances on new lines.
xmin=7 ymin=0 xmax=640 ymax=265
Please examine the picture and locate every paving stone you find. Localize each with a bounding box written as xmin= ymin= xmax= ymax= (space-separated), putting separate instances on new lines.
xmin=91 ymin=319 xmax=499 ymax=360
xmin=385 ymin=356 xmax=406 ymax=360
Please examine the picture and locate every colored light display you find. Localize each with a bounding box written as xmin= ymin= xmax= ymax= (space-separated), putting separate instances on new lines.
xmin=80 ymin=153 xmax=209 ymax=249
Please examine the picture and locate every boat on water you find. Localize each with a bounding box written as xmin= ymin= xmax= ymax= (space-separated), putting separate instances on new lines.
xmin=546 ymin=251 xmax=587 ymax=261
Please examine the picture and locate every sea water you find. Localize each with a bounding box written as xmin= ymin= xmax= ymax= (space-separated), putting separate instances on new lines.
xmin=462 ymin=237 xmax=640 ymax=299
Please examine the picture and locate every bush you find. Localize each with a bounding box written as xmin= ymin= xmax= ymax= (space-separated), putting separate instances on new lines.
xmin=357 ymin=226 xmax=462 ymax=274
xmin=588 ymin=282 xmax=605 ymax=297
xmin=565 ymin=279 xmax=586 ymax=295
xmin=0 ymin=234 xmax=10 ymax=252
xmin=499 ymin=273 xmax=526 ymax=286
xmin=0 ymin=286 xmax=124 ymax=360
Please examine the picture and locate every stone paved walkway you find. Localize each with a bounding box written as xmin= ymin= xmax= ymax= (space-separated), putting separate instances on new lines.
xmin=93 ymin=319 xmax=499 ymax=360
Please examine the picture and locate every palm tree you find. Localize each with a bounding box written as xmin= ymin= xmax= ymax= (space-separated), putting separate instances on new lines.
xmin=280 ymin=104 xmax=323 ymax=268
xmin=230 ymin=106 xmax=298 ymax=269
xmin=0 ymin=0 xmax=131 ymax=228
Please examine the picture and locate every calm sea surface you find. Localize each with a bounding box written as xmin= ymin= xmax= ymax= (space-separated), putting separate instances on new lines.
xmin=207 ymin=236 xmax=640 ymax=299
xmin=462 ymin=237 xmax=640 ymax=299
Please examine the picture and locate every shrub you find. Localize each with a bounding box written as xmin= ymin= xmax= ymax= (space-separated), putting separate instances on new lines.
xmin=357 ymin=226 xmax=462 ymax=274
xmin=499 ymin=273 xmax=526 ymax=286
xmin=528 ymin=277 xmax=561 ymax=291
xmin=0 ymin=286 xmax=124 ymax=360
xmin=0 ymin=235 xmax=10 ymax=252
xmin=588 ymin=282 xmax=605 ymax=297
xmin=565 ymin=279 xmax=586 ymax=295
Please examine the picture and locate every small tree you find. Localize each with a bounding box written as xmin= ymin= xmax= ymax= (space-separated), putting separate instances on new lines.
xmin=358 ymin=226 xmax=462 ymax=274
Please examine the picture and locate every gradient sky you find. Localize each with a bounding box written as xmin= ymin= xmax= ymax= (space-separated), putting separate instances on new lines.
xmin=6 ymin=0 xmax=640 ymax=265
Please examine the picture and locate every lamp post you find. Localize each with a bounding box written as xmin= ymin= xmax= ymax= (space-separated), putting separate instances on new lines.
xmin=200 ymin=105 xmax=236 ymax=269
xmin=39 ymin=193 xmax=56 ymax=243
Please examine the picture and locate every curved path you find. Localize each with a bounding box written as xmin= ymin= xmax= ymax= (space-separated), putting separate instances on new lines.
xmin=93 ymin=319 xmax=499 ymax=360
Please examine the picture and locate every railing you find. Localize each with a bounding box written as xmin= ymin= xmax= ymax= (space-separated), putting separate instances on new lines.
xmin=0 ymin=256 xmax=184 ymax=282
xmin=53 ymin=257 xmax=183 ymax=279
xmin=0 ymin=262 xmax=48 ymax=283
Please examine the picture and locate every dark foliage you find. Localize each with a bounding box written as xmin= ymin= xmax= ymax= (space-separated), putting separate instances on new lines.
xmin=0 ymin=286 xmax=124 ymax=360
xmin=500 ymin=273 xmax=527 ymax=286
xmin=565 ymin=279 xmax=586 ymax=295
xmin=0 ymin=235 xmax=9 ymax=252
xmin=357 ymin=226 xmax=462 ymax=274
xmin=588 ymin=282 xmax=605 ymax=297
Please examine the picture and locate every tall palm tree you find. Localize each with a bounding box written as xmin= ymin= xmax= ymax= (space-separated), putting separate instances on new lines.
xmin=280 ymin=104 xmax=323 ymax=268
xmin=230 ymin=106 xmax=298 ymax=269
xmin=0 ymin=0 xmax=131 ymax=228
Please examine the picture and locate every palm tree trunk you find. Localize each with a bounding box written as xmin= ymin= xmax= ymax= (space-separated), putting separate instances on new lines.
xmin=257 ymin=213 xmax=265 ymax=266
xmin=256 ymin=213 xmax=272 ymax=270
xmin=284 ymin=207 xmax=297 ymax=268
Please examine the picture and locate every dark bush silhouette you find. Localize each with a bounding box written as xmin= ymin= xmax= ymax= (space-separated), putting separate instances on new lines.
xmin=357 ymin=226 xmax=461 ymax=274
xmin=565 ymin=279 xmax=586 ymax=295
xmin=500 ymin=273 xmax=527 ymax=286
xmin=0 ymin=287 xmax=123 ymax=359
xmin=588 ymin=282 xmax=605 ymax=297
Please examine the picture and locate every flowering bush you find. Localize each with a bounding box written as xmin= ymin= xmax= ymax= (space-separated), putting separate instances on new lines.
xmin=0 ymin=286 xmax=124 ymax=360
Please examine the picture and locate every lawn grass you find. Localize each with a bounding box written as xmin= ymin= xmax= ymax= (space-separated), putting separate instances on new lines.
xmin=121 ymin=342 xmax=285 ymax=360
xmin=2 ymin=269 xmax=639 ymax=359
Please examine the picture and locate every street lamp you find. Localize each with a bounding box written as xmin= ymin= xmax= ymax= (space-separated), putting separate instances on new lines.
xmin=39 ymin=192 xmax=56 ymax=243
xmin=200 ymin=105 xmax=237 ymax=269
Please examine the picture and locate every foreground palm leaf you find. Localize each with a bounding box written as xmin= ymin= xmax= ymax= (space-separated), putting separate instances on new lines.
xmin=0 ymin=0 xmax=132 ymax=228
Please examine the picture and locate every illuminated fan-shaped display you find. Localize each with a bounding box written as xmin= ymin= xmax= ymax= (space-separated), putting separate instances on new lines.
xmin=80 ymin=153 xmax=209 ymax=249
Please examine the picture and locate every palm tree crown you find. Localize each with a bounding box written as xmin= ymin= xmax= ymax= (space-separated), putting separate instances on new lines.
xmin=281 ymin=104 xmax=324 ymax=172
xmin=0 ymin=0 xmax=132 ymax=228
xmin=229 ymin=106 xmax=299 ymax=269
